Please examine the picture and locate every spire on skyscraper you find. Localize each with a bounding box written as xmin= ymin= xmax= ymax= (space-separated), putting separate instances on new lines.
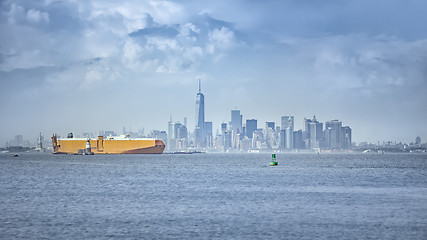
xmin=198 ymin=79 xmax=201 ymax=93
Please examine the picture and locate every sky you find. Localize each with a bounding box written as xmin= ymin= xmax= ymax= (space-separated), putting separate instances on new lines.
xmin=1 ymin=0 xmax=427 ymax=145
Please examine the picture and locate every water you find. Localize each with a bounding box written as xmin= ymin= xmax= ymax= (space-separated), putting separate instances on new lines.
xmin=1 ymin=153 xmax=426 ymax=239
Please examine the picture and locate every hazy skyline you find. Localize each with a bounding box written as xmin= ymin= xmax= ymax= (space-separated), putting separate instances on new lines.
xmin=1 ymin=0 xmax=427 ymax=144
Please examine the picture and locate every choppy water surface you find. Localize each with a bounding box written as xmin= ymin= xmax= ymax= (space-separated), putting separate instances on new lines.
xmin=0 ymin=153 xmax=426 ymax=239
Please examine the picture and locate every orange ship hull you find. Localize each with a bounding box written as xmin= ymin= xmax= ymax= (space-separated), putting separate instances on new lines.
xmin=52 ymin=135 xmax=165 ymax=154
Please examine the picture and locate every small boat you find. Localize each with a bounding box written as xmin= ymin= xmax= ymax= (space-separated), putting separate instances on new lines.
xmin=269 ymin=161 xmax=278 ymax=166
xmin=13 ymin=154 xmax=19 ymax=157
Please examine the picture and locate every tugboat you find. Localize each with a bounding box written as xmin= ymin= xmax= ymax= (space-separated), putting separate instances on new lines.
xmin=270 ymin=154 xmax=278 ymax=166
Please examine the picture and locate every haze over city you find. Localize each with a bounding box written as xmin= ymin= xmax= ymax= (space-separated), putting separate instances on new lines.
xmin=1 ymin=0 xmax=427 ymax=145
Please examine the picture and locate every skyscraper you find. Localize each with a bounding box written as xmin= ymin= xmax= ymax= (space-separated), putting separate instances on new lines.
xmin=281 ymin=116 xmax=294 ymax=149
xmin=342 ymin=126 xmax=352 ymax=149
xmin=280 ymin=129 xmax=286 ymax=150
xmin=324 ymin=120 xmax=342 ymax=149
xmin=174 ymin=122 xmax=183 ymax=140
xmin=204 ymin=121 xmax=213 ymax=147
xmin=221 ymin=122 xmax=228 ymax=134
xmin=293 ymin=130 xmax=303 ymax=149
xmin=246 ymin=119 xmax=257 ymax=138
xmin=303 ymin=117 xmax=312 ymax=149
xmin=195 ymin=80 xmax=205 ymax=147
xmin=168 ymin=116 xmax=176 ymax=151
xmin=265 ymin=121 xmax=276 ymax=149
xmin=266 ymin=122 xmax=275 ymax=130
xmin=281 ymin=115 xmax=294 ymax=130
xmin=309 ymin=115 xmax=323 ymax=149
xmin=230 ymin=109 xmax=242 ymax=149
xmin=231 ymin=110 xmax=242 ymax=134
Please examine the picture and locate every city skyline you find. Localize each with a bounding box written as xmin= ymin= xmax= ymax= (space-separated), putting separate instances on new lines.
xmin=1 ymin=1 xmax=426 ymax=144
xmin=1 ymin=79 xmax=425 ymax=147
xmin=7 ymin=104 xmax=424 ymax=152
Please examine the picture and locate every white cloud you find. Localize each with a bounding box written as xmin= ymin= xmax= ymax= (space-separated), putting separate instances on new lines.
xmin=146 ymin=0 xmax=187 ymax=25
xmin=283 ymin=34 xmax=427 ymax=91
xmin=179 ymin=22 xmax=200 ymax=41
xmin=208 ymin=27 xmax=236 ymax=51
xmin=121 ymin=38 xmax=144 ymax=70
xmin=26 ymin=9 xmax=49 ymax=23
xmin=90 ymin=0 xmax=186 ymax=33
xmin=82 ymin=62 xmax=120 ymax=90
xmin=147 ymin=37 xmax=182 ymax=51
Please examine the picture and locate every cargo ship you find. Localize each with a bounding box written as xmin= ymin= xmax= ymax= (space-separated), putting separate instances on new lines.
xmin=51 ymin=134 xmax=165 ymax=154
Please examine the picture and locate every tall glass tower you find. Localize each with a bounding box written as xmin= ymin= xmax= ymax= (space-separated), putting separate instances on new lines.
xmin=231 ymin=110 xmax=242 ymax=134
xmin=195 ymin=80 xmax=205 ymax=147
xmin=281 ymin=115 xmax=294 ymax=150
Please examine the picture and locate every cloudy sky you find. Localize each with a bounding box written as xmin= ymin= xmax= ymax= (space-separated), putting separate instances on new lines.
xmin=1 ymin=0 xmax=426 ymax=144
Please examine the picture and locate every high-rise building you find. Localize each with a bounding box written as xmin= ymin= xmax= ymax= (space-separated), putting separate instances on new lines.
xmin=279 ymin=129 xmax=286 ymax=150
xmin=168 ymin=117 xmax=176 ymax=151
xmin=177 ymin=125 xmax=188 ymax=140
xmin=176 ymin=124 xmax=188 ymax=149
xmin=285 ymin=127 xmax=293 ymax=150
xmin=245 ymin=119 xmax=257 ymax=138
xmin=231 ymin=109 xmax=242 ymax=148
xmin=309 ymin=115 xmax=323 ymax=149
xmin=303 ymin=118 xmax=312 ymax=134
xmin=324 ymin=120 xmax=342 ymax=149
xmin=174 ymin=122 xmax=182 ymax=139
xmin=223 ymin=130 xmax=232 ymax=151
xmin=341 ymin=126 xmax=352 ymax=149
xmin=195 ymin=80 xmax=205 ymax=148
xmin=265 ymin=121 xmax=276 ymax=149
xmin=168 ymin=117 xmax=175 ymax=140
xmin=221 ymin=122 xmax=228 ymax=134
xmin=252 ymin=129 xmax=264 ymax=149
xmin=167 ymin=119 xmax=188 ymax=150
xmin=281 ymin=116 xmax=294 ymax=149
xmin=266 ymin=122 xmax=275 ymax=130
xmin=242 ymin=125 xmax=246 ymax=138
xmin=281 ymin=116 xmax=294 ymax=130
xmin=303 ymin=118 xmax=312 ymax=149
xmin=204 ymin=121 xmax=213 ymax=147
xmin=275 ymin=126 xmax=281 ymax=146
xmin=231 ymin=110 xmax=242 ymax=135
xmin=293 ymin=130 xmax=303 ymax=149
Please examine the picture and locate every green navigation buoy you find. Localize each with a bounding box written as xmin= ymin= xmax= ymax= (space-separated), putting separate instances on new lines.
xmin=270 ymin=154 xmax=278 ymax=166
